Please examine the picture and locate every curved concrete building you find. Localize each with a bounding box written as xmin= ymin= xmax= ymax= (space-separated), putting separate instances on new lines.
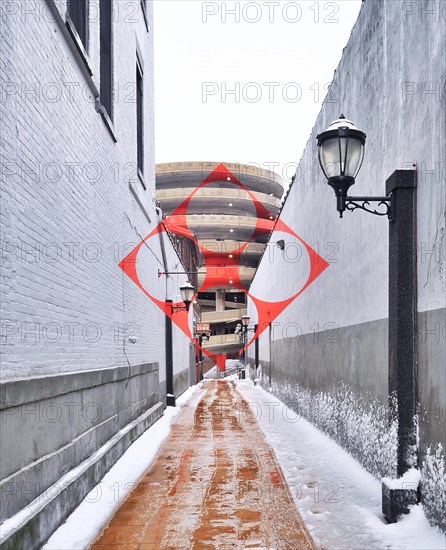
xmin=156 ymin=161 xmax=284 ymax=361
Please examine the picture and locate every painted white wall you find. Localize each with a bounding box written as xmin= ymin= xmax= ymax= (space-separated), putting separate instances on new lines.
xmin=0 ymin=0 xmax=192 ymax=381
xmin=249 ymin=0 xmax=445 ymax=339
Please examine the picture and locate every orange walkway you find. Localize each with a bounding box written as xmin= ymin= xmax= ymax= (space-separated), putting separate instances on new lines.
xmin=91 ymin=380 xmax=315 ymax=550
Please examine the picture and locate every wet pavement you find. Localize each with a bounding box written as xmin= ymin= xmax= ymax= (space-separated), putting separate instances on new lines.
xmin=91 ymin=380 xmax=315 ymax=549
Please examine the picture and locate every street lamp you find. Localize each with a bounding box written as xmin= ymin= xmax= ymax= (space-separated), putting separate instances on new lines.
xmin=316 ymin=116 xmax=418 ymax=524
xmin=194 ymin=329 xmax=210 ymax=383
xmin=166 ymin=281 xmax=195 ymax=407
xmin=235 ymin=316 xmax=259 ymax=379
xmin=240 ymin=314 xmax=251 ymax=367
xmin=170 ymin=281 xmax=195 ymax=313
xmin=317 ymin=114 xmax=392 ymax=219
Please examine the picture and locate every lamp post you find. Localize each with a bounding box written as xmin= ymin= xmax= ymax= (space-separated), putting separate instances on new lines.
xmin=317 ymin=115 xmax=418 ymax=523
xmin=241 ymin=315 xmax=260 ymax=380
xmin=234 ymin=323 xmax=242 ymax=378
xmin=166 ymin=282 xmax=195 ymax=406
xmin=195 ymin=329 xmax=210 ymax=382
xmin=241 ymin=314 xmax=250 ymax=367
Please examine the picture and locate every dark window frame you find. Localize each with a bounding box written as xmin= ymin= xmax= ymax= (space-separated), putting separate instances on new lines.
xmin=65 ymin=0 xmax=91 ymax=75
xmin=67 ymin=0 xmax=89 ymax=50
xmin=136 ymin=57 xmax=144 ymax=182
xmin=100 ymin=0 xmax=113 ymax=120
xmin=140 ymin=0 xmax=149 ymax=32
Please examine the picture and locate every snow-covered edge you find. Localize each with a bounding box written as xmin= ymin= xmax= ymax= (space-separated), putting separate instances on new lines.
xmin=421 ymin=442 xmax=446 ymax=533
xmin=383 ymin=468 xmax=420 ymax=489
xmin=0 ymin=402 xmax=162 ymax=542
xmin=270 ymin=378 xmax=398 ymax=478
xmin=42 ymin=384 xmax=201 ymax=550
xmin=237 ymin=380 xmax=446 ymax=550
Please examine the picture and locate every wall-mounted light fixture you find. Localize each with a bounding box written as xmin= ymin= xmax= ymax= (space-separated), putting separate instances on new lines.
xmin=317 ymin=114 xmax=392 ymax=219
xmin=170 ymin=281 xmax=195 ymax=313
xmin=276 ymin=239 xmax=285 ymax=251
xmin=316 ymin=115 xmax=418 ymax=524
xmin=240 ymin=314 xmax=257 ymax=365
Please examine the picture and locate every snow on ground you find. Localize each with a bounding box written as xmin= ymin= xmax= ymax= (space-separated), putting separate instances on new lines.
xmin=236 ymin=380 xmax=446 ymax=550
xmin=203 ymin=365 xmax=220 ymax=379
xmin=43 ymin=385 xmax=203 ymax=550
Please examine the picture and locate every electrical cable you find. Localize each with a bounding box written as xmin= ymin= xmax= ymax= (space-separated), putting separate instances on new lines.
xmin=124 ymin=338 xmax=131 ymax=389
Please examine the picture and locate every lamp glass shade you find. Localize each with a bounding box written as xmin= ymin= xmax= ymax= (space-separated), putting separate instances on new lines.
xmin=345 ymin=137 xmax=364 ymax=178
xmin=241 ymin=314 xmax=250 ymax=327
xmin=180 ymin=282 xmax=194 ymax=304
xmin=317 ymin=116 xmax=366 ymax=181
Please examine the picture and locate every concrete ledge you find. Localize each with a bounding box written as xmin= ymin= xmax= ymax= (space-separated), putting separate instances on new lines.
xmin=0 ymin=363 xmax=158 ymax=410
xmin=0 ymin=396 xmax=152 ymax=521
xmin=0 ymin=402 xmax=164 ymax=550
xmin=0 ymin=362 xmax=160 ymax=522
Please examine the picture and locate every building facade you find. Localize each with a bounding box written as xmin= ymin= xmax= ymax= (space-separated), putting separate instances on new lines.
xmin=0 ymin=1 xmax=193 ymax=548
xmin=156 ymin=161 xmax=284 ymax=367
xmin=248 ymin=0 xmax=445 ymax=532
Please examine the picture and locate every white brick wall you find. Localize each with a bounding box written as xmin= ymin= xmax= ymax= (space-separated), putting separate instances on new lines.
xmin=0 ymin=0 xmax=192 ymax=383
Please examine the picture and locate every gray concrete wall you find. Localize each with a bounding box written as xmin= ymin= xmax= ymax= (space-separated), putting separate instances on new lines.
xmin=248 ymin=0 xmax=445 ymax=531
xmin=418 ymin=307 xmax=446 ymax=532
xmin=0 ymin=363 xmax=160 ymax=522
xmin=252 ymin=319 xmax=393 ymax=478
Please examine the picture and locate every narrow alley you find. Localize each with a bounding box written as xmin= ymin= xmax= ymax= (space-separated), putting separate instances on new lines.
xmin=1 ymin=1 xmax=445 ymax=549
xmin=91 ymin=380 xmax=314 ymax=549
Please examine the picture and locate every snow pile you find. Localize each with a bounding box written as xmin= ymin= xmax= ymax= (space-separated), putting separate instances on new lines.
xmin=382 ymin=468 xmax=420 ymax=489
xmin=269 ymin=378 xmax=398 ymax=478
xmin=237 ymin=380 xmax=446 ymax=550
xmin=421 ymin=443 xmax=446 ymax=533
xmin=203 ymin=365 xmax=220 ymax=379
xmin=364 ymin=504 xmax=446 ymax=550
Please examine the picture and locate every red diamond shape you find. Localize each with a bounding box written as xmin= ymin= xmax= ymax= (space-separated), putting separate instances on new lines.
xmin=118 ymin=164 xmax=329 ymax=371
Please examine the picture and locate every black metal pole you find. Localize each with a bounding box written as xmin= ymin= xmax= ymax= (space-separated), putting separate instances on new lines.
xmin=254 ymin=324 xmax=259 ymax=373
xmin=244 ymin=329 xmax=247 ymax=364
xmin=198 ymin=334 xmax=203 ymax=381
xmin=165 ymin=300 xmax=175 ymax=407
xmin=269 ymin=324 xmax=272 ymax=387
xmin=382 ymin=169 xmax=418 ymax=522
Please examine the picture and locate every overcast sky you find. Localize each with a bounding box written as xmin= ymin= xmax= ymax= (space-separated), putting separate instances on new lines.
xmin=153 ymin=0 xmax=362 ymax=183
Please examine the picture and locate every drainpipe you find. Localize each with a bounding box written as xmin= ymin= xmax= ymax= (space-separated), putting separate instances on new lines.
xmin=254 ymin=324 xmax=259 ymax=373
xmin=165 ymin=300 xmax=175 ymax=406
xmin=269 ymin=324 xmax=272 ymax=388
xmin=156 ymin=208 xmax=175 ymax=407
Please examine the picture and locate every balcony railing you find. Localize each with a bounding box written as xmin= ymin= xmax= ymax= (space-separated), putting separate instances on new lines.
xmin=202 ymin=309 xmax=247 ymax=324
xmin=203 ymin=333 xmax=241 ymax=346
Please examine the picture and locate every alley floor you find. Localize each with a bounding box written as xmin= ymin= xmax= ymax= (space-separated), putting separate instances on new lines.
xmin=91 ymin=380 xmax=315 ymax=549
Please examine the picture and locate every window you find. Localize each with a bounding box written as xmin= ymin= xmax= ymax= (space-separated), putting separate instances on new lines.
xmin=136 ymin=60 xmax=144 ymax=175
xmin=68 ymin=0 xmax=89 ymax=49
xmin=100 ymin=0 xmax=113 ymax=117
xmin=140 ymin=0 xmax=149 ymax=31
